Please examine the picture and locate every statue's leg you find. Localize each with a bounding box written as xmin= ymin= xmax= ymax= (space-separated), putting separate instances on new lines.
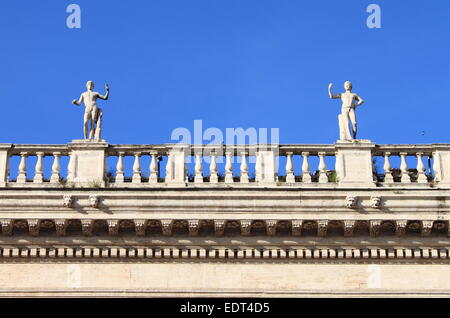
xmin=83 ymin=112 xmax=90 ymax=140
xmin=94 ymin=109 xmax=103 ymax=141
xmin=341 ymin=109 xmax=352 ymax=140
xmin=349 ymin=109 xmax=357 ymax=139
xmin=89 ymin=109 xmax=97 ymax=139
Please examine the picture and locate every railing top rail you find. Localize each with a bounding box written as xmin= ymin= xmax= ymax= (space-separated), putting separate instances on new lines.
xmin=373 ymin=144 xmax=436 ymax=156
xmin=107 ymin=144 xmax=172 ymax=156
xmin=3 ymin=143 xmax=450 ymax=157
xmin=8 ymin=144 xmax=69 ymax=155
xmin=279 ymin=145 xmax=336 ymax=155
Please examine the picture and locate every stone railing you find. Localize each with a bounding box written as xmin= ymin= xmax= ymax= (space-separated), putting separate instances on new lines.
xmin=1 ymin=140 xmax=450 ymax=188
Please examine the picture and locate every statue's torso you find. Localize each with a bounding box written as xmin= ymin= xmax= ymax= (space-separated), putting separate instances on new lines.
xmin=341 ymin=92 xmax=357 ymax=109
xmin=82 ymin=91 xmax=99 ymax=110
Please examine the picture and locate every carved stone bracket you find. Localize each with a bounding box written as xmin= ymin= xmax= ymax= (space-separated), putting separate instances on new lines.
xmin=188 ymin=220 xmax=199 ymax=236
xmin=343 ymin=220 xmax=355 ymax=237
xmin=89 ymin=195 xmax=100 ymax=208
xmin=214 ymin=220 xmax=225 ymax=236
xmin=291 ymin=220 xmax=303 ymax=236
xmin=161 ymin=220 xmax=173 ymax=236
xmin=81 ymin=219 xmax=94 ymax=236
xmin=396 ymin=220 xmax=407 ymax=237
xmin=1 ymin=219 xmax=13 ymax=236
xmin=345 ymin=196 xmax=357 ymax=209
xmin=28 ymin=219 xmax=40 ymax=237
xmin=240 ymin=220 xmax=252 ymax=236
xmin=371 ymin=196 xmax=382 ymax=209
xmin=317 ymin=220 xmax=328 ymax=237
xmin=55 ymin=219 xmax=68 ymax=236
xmin=370 ymin=220 xmax=381 ymax=237
xmin=421 ymin=220 xmax=433 ymax=237
xmin=134 ymin=219 xmax=147 ymax=236
xmin=107 ymin=220 xmax=119 ymax=236
xmin=63 ymin=195 xmax=73 ymax=208
xmin=266 ymin=220 xmax=277 ymax=236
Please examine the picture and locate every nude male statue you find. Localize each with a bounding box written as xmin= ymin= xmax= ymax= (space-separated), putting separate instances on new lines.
xmin=72 ymin=81 xmax=109 ymax=141
xmin=328 ymin=81 xmax=364 ymax=140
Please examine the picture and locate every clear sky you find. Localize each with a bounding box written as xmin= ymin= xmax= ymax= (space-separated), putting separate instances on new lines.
xmin=1 ymin=0 xmax=449 ymax=145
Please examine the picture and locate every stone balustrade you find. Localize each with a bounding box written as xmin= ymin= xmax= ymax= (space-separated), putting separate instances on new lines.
xmin=1 ymin=141 xmax=450 ymax=188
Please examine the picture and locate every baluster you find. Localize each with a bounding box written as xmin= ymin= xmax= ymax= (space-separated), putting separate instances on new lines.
xmin=132 ymin=152 xmax=142 ymax=183
xmin=115 ymin=152 xmax=125 ymax=183
xmin=149 ymin=152 xmax=158 ymax=183
xmin=383 ymin=152 xmax=393 ymax=183
xmin=400 ymin=152 xmax=411 ymax=183
xmin=50 ymin=152 xmax=61 ymax=184
xmin=225 ymin=152 xmax=234 ymax=183
xmin=240 ymin=152 xmax=249 ymax=183
xmin=67 ymin=152 xmax=75 ymax=182
xmin=33 ymin=152 xmax=44 ymax=183
xmin=17 ymin=152 xmax=28 ymax=183
xmin=285 ymin=152 xmax=295 ymax=183
xmin=416 ymin=152 xmax=427 ymax=183
xmin=318 ymin=152 xmax=328 ymax=183
xmin=165 ymin=152 xmax=172 ymax=182
xmin=194 ymin=152 xmax=203 ymax=183
xmin=209 ymin=152 xmax=218 ymax=183
xmin=301 ymin=152 xmax=311 ymax=183
xmin=255 ymin=152 xmax=263 ymax=183
xmin=6 ymin=154 xmax=10 ymax=182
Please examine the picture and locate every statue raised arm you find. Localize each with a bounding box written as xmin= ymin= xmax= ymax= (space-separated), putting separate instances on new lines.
xmin=71 ymin=81 xmax=109 ymax=141
xmin=329 ymin=81 xmax=364 ymax=141
xmin=328 ymin=83 xmax=341 ymax=99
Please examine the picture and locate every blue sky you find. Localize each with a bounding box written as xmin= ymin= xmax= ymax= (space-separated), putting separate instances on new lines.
xmin=1 ymin=0 xmax=449 ymax=145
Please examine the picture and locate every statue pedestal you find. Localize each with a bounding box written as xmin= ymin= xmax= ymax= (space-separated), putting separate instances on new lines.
xmin=335 ymin=139 xmax=376 ymax=188
xmin=432 ymin=144 xmax=450 ymax=187
xmin=165 ymin=146 xmax=188 ymax=187
xmin=0 ymin=144 xmax=12 ymax=187
xmin=68 ymin=140 xmax=109 ymax=187
xmin=256 ymin=150 xmax=277 ymax=186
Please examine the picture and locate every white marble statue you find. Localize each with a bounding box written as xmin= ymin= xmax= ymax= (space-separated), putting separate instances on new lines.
xmin=72 ymin=81 xmax=109 ymax=141
xmin=328 ymin=81 xmax=364 ymax=141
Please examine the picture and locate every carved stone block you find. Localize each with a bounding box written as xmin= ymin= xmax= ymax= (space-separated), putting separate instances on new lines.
xmin=89 ymin=195 xmax=100 ymax=208
xmin=240 ymin=220 xmax=252 ymax=236
xmin=396 ymin=220 xmax=407 ymax=237
xmin=134 ymin=219 xmax=147 ymax=236
xmin=370 ymin=220 xmax=381 ymax=237
xmin=371 ymin=196 xmax=382 ymax=209
xmin=63 ymin=195 xmax=73 ymax=208
xmin=291 ymin=220 xmax=303 ymax=236
xmin=161 ymin=220 xmax=173 ymax=236
xmin=1 ymin=219 xmax=13 ymax=236
xmin=81 ymin=219 xmax=93 ymax=236
xmin=28 ymin=219 xmax=40 ymax=237
xmin=107 ymin=220 xmax=119 ymax=236
xmin=55 ymin=219 xmax=68 ymax=236
xmin=343 ymin=220 xmax=355 ymax=237
xmin=266 ymin=220 xmax=277 ymax=236
xmin=214 ymin=220 xmax=225 ymax=236
xmin=188 ymin=220 xmax=199 ymax=236
xmin=317 ymin=220 xmax=328 ymax=237
xmin=345 ymin=196 xmax=357 ymax=209
xmin=421 ymin=220 xmax=433 ymax=237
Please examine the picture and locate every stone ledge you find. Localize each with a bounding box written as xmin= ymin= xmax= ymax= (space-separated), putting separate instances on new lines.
xmin=1 ymin=290 xmax=450 ymax=298
xmin=0 ymin=246 xmax=447 ymax=260
xmin=0 ymin=218 xmax=446 ymax=238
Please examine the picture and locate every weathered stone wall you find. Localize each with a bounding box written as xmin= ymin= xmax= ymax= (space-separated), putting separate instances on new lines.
xmin=0 ymin=262 xmax=449 ymax=297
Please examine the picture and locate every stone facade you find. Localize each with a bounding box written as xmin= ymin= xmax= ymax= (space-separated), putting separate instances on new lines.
xmin=1 ymin=140 xmax=450 ymax=296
